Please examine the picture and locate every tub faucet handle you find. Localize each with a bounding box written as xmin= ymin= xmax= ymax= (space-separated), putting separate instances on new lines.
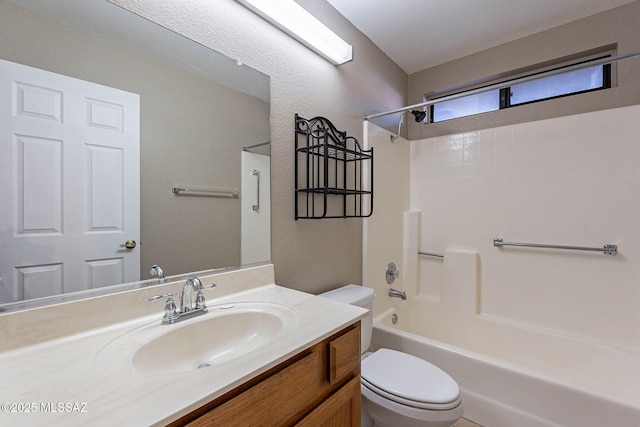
xmin=386 ymin=262 xmax=400 ymax=284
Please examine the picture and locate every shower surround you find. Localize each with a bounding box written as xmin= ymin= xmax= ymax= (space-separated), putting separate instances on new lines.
xmin=363 ymin=104 xmax=640 ymax=426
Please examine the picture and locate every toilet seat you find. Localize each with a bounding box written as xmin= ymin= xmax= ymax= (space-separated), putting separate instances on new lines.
xmin=361 ymin=348 xmax=462 ymax=410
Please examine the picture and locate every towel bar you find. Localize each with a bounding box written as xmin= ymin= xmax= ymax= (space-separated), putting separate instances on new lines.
xmin=418 ymin=251 xmax=444 ymax=258
xmin=493 ymin=238 xmax=617 ymax=256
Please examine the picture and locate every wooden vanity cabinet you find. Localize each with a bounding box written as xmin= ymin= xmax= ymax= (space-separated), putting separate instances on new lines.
xmin=169 ymin=321 xmax=361 ymax=427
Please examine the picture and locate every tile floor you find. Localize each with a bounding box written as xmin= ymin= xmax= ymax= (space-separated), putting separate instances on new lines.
xmin=453 ymin=418 xmax=483 ymax=427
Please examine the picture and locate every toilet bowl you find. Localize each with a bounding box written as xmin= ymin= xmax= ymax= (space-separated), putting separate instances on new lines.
xmin=320 ymin=285 xmax=463 ymax=427
xmin=362 ymin=348 xmax=463 ymax=427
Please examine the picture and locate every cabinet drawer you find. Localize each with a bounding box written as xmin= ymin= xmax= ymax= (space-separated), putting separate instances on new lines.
xmin=329 ymin=322 xmax=360 ymax=384
xmin=187 ymin=351 xmax=323 ymax=427
xmin=295 ymin=376 xmax=361 ymax=427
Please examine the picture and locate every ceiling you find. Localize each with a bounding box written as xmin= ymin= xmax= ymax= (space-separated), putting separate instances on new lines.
xmin=327 ymin=0 xmax=636 ymax=74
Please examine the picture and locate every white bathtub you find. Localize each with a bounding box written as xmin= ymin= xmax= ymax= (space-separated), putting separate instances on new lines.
xmin=371 ymin=300 xmax=640 ymax=427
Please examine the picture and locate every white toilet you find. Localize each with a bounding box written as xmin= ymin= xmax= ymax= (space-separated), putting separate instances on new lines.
xmin=320 ymin=285 xmax=463 ymax=427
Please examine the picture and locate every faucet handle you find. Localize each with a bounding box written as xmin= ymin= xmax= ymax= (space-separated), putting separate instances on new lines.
xmin=194 ymin=284 xmax=216 ymax=310
xmin=149 ymin=292 xmax=179 ymax=324
xmin=148 ymin=292 xmax=177 ymax=302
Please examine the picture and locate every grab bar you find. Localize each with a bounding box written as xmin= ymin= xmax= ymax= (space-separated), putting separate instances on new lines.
xmin=493 ymin=238 xmax=617 ymax=256
xmin=252 ymin=169 xmax=260 ymax=211
xmin=418 ymin=251 xmax=444 ymax=258
xmin=172 ymin=186 xmax=239 ymax=198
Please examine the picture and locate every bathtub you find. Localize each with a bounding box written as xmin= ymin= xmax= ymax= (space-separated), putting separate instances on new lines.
xmin=371 ymin=299 xmax=640 ymax=427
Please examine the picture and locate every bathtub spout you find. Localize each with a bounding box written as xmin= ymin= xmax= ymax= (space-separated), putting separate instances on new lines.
xmin=388 ymin=288 xmax=407 ymax=300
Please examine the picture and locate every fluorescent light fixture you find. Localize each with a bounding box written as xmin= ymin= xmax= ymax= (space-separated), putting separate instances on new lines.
xmin=236 ymin=0 xmax=353 ymax=65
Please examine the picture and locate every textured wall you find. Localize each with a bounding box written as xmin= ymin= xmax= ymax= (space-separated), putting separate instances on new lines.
xmin=111 ymin=0 xmax=407 ymax=293
xmin=407 ymin=1 xmax=640 ymax=139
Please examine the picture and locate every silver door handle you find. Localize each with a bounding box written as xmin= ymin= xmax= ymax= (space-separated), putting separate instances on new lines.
xmin=120 ymin=240 xmax=137 ymax=249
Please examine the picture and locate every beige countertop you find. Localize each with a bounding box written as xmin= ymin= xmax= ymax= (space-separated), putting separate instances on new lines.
xmin=0 ymin=265 xmax=367 ymax=426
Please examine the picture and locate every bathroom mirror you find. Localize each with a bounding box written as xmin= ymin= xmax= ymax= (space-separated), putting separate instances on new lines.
xmin=0 ymin=0 xmax=271 ymax=308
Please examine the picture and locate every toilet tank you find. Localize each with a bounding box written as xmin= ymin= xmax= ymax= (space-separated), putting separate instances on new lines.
xmin=319 ymin=284 xmax=375 ymax=354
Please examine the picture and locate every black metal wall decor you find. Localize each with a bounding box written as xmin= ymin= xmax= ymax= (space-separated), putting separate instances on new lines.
xmin=295 ymin=114 xmax=373 ymax=219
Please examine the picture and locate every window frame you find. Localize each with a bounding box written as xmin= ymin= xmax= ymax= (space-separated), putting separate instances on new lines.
xmin=427 ymin=56 xmax=612 ymax=124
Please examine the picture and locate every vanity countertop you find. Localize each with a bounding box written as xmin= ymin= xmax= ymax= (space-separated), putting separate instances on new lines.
xmin=0 ymin=266 xmax=367 ymax=426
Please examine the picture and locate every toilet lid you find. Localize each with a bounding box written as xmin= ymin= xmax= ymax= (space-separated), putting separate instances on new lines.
xmin=361 ymin=348 xmax=460 ymax=408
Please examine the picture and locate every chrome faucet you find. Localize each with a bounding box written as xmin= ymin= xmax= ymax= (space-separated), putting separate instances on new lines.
xmin=149 ymin=264 xmax=165 ymax=283
xmin=181 ymin=276 xmax=202 ymax=313
xmin=148 ymin=276 xmax=216 ymax=324
xmin=388 ymin=288 xmax=407 ymax=300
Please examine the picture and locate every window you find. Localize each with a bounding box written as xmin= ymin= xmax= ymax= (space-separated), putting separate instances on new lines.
xmin=507 ymin=64 xmax=608 ymax=106
xmin=428 ymin=58 xmax=611 ymax=123
xmin=432 ymin=89 xmax=500 ymax=122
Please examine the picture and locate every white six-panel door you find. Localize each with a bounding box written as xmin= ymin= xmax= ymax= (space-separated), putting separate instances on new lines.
xmin=0 ymin=59 xmax=140 ymax=303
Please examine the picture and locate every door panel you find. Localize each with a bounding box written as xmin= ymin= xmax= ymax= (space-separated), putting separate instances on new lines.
xmin=85 ymin=258 xmax=124 ymax=290
xmin=86 ymin=98 xmax=124 ymax=131
xmin=17 ymin=134 xmax=63 ymax=234
xmin=15 ymin=82 xmax=63 ymax=123
xmin=17 ymin=264 xmax=63 ymax=301
xmin=87 ymin=144 xmax=124 ymax=231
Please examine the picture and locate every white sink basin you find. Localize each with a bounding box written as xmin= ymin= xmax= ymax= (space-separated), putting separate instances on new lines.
xmin=94 ymin=302 xmax=298 ymax=375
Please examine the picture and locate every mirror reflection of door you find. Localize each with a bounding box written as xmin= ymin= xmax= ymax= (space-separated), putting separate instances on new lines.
xmin=0 ymin=59 xmax=140 ymax=303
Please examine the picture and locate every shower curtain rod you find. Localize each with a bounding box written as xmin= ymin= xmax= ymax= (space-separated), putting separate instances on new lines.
xmin=242 ymin=141 xmax=271 ymax=151
xmin=364 ymin=49 xmax=640 ymax=121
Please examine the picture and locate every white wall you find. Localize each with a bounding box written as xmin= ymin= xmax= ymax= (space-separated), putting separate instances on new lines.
xmin=408 ymin=105 xmax=640 ymax=348
xmin=362 ymin=122 xmax=410 ymax=316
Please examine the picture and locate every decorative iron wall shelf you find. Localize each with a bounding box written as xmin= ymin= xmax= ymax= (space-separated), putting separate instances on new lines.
xmin=295 ymin=114 xmax=373 ymax=219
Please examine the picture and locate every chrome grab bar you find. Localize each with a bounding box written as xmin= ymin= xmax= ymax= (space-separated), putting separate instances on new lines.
xmin=418 ymin=251 xmax=444 ymax=258
xmin=493 ymin=238 xmax=617 ymax=256
xmin=252 ymin=169 xmax=260 ymax=211
xmin=172 ymin=185 xmax=239 ymax=198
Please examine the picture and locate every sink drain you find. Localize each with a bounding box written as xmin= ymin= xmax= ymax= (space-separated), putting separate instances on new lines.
xmin=197 ymin=363 xmax=211 ymax=369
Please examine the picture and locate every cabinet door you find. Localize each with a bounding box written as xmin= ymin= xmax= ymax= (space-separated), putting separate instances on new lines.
xmin=296 ymin=376 xmax=361 ymax=427
xmin=186 ymin=351 xmax=324 ymax=427
xmin=329 ymin=324 xmax=360 ymax=384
